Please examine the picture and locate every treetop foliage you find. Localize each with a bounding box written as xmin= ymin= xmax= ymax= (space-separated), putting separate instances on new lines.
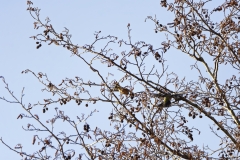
xmin=1 ymin=0 xmax=240 ymax=159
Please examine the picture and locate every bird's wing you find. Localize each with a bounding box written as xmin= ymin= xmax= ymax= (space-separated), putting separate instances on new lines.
xmin=172 ymin=91 xmax=187 ymax=95
xmin=150 ymin=93 xmax=169 ymax=100
xmin=171 ymin=92 xmax=186 ymax=99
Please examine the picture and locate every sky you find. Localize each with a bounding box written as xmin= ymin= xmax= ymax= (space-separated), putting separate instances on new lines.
xmin=0 ymin=0 xmax=230 ymax=159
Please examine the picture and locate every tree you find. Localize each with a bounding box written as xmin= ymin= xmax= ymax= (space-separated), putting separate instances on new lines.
xmin=1 ymin=0 xmax=240 ymax=159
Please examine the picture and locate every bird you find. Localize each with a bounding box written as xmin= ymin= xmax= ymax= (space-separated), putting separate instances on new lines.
xmin=158 ymin=94 xmax=172 ymax=107
xmin=112 ymin=83 xmax=130 ymax=95
xmin=151 ymin=92 xmax=185 ymax=108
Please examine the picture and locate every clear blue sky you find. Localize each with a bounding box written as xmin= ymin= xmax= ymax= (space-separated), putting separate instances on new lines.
xmin=0 ymin=0 xmax=229 ymax=159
